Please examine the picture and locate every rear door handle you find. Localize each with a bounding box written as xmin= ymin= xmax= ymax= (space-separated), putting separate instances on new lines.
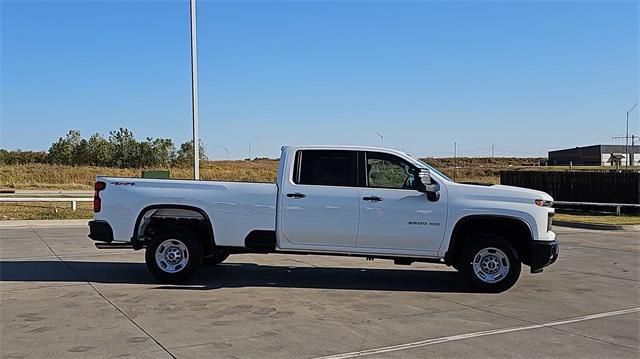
xmin=287 ymin=192 xmax=306 ymax=199
xmin=363 ymin=196 xmax=383 ymax=202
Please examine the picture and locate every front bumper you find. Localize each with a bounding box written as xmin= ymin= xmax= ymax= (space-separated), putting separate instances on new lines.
xmin=88 ymin=220 xmax=114 ymax=243
xmin=529 ymin=239 xmax=559 ymax=273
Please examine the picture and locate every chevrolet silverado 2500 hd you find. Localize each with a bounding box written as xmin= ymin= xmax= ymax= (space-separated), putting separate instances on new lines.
xmin=89 ymin=145 xmax=558 ymax=292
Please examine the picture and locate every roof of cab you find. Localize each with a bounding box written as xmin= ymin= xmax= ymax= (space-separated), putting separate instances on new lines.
xmin=281 ymin=145 xmax=409 ymax=157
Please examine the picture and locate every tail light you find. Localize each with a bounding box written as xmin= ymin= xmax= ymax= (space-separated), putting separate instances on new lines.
xmin=93 ymin=181 xmax=106 ymax=213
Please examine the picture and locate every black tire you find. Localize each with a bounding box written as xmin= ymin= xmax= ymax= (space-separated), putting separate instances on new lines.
xmin=145 ymin=227 xmax=203 ymax=283
xmin=203 ymin=251 xmax=230 ymax=266
xmin=459 ymin=234 xmax=521 ymax=293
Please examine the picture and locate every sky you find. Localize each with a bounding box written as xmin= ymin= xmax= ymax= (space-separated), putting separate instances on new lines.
xmin=1 ymin=0 xmax=639 ymax=159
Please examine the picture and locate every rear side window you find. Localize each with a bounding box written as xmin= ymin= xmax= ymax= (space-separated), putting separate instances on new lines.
xmin=293 ymin=150 xmax=357 ymax=187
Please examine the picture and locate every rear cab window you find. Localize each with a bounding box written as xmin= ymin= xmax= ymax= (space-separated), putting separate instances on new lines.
xmin=293 ymin=150 xmax=358 ymax=187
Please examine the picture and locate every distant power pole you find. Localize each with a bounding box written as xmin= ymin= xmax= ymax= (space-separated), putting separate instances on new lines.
xmin=614 ymin=134 xmax=638 ymax=167
xmin=249 ymin=137 xmax=259 ymax=159
xmin=491 ymin=142 xmax=495 ymax=158
xmin=625 ymin=102 xmax=638 ymax=168
xmin=633 ymin=135 xmax=637 ymax=167
xmin=190 ymin=0 xmax=200 ymax=179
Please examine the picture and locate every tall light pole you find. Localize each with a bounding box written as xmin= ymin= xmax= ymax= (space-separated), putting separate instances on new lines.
xmin=375 ymin=131 xmax=384 ymax=147
xmin=190 ymin=0 xmax=200 ymax=179
xmin=249 ymin=137 xmax=259 ymax=159
xmin=219 ymin=145 xmax=229 ymax=160
xmin=626 ymin=102 xmax=638 ymax=168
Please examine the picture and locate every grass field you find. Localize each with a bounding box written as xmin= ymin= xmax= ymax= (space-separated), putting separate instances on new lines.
xmin=2 ymin=159 xmax=637 ymax=222
xmin=0 ymin=157 xmax=575 ymax=190
xmin=0 ymin=160 xmax=278 ymax=190
xmin=0 ymin=202 xmax=93 ymax=220
xmin=554 ymin=213 xmax=640 ymax=225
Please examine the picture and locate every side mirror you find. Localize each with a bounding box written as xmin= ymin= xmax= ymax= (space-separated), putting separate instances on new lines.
xmin=418 ymin=169 xmax=440 ymax=193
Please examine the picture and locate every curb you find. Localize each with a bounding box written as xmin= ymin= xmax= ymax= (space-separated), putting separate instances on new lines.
xmin=0 ymin=219 xmax=89 ymax=228
xmin=554 ymin=220 xmax=640 ymax=231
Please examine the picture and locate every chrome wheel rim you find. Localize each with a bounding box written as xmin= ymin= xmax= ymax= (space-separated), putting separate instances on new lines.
xmin=155 ymin=239 xmax=189 ymax=273
xmin=472 ymin=247 xmax=510 ymax=284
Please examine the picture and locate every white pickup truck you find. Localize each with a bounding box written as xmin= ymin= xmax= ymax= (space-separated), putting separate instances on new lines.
xmin=89 ymin=145 xmax=558 ymax=292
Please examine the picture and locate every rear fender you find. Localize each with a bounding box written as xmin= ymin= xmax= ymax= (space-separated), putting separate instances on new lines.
xmin=132 ymin=204 xmax=215 ymax=250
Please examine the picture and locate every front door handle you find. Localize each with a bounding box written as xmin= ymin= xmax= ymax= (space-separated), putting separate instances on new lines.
xmin=287 ymin=192 xmax=306 ymax=199
xmin=363 ymin=196 xmax=383 ymax=202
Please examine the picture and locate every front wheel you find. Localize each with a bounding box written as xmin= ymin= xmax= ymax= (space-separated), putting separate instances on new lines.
xmin=145 ymin=227 xmax=203 ymax=283
xmin=460 ymin=234 xmax=521 ymax=293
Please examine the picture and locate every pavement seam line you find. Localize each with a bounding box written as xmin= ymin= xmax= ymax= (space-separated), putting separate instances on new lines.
xmin=0 ymin=282 xmax=87 ymax=294
xmin=423 ymin=292 xmax=640 ymax=353
xmin=28 ymin=227 xmax=177 ymax=359
xmin=559 ymin=268 xmax=639 ymax=283
xmin=2 ymin=250 xmax=140 ymax=261
xmin=531 ymin=316 xmax=640 ymax=352
xmin=312 ymin=307 xmax=640 ymax=359
xmin=563 ymin=243 xmax=639 ymax=253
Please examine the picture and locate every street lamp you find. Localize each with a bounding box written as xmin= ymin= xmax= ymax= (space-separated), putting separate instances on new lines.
xmin=375 ymin=131 xmax=384 ymax=147
xmin=219 ymin=145 xmax=229 ymax=160
xmin=189 ymin=0 xmax=200 ymax=179
xmin=249 ymin=137 xmax=259 ymax=159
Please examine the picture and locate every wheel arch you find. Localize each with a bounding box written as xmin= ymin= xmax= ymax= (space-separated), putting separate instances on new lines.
xmin=444 ymin=214 xmax=534 ymax=266
xmin=132 ymin=204 xmax=216 ymax=251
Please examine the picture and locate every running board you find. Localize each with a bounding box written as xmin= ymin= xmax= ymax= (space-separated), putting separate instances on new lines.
xmin=95 ymin=242 xmax=134 ymax=249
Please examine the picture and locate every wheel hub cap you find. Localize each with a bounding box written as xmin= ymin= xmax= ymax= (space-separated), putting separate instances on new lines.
xmin=155 ymin=239 xmax=189 ymax=273
xmin=472 ymin=247 xmax=510 ymax=284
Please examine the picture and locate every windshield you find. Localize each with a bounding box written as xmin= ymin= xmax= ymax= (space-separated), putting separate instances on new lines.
xmin=413 ymin=157 xmax=454 ymax=182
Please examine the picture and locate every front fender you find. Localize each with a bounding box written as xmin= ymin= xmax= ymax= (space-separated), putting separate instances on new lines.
xmin=438 ymin=207 xmax=540 ymax=258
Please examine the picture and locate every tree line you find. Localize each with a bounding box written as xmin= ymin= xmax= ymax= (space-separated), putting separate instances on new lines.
xmin=0 ymin=128 xmax=207 ymax=168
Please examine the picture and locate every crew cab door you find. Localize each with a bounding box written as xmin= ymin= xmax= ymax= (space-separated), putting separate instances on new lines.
xmin=356 ymin=151 xmax=447 ymax=254
xmin=279 ymin=150 xmax=360 ymax=248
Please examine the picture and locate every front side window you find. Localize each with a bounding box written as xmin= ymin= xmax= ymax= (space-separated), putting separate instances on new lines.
xmin=294 ymin=150 xmax=357 ymax=187
xmin=366 ymin=152 xmax=418 ymax=190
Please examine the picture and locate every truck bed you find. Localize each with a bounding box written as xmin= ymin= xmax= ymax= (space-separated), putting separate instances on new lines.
xmin=94 ymin=177 xmax=277 ymax=246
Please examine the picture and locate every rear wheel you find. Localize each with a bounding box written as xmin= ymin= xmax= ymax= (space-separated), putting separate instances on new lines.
xmin=145 ymin=227 xmax=203 ymax=283
xmin=459 ymin=234 xmax=521 ymax=293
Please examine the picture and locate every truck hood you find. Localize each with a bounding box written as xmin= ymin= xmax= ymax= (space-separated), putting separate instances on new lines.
xmin=449 ymin=182 xmax=553 ymax=204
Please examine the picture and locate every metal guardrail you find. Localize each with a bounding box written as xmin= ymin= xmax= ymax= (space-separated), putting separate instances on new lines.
xmin=0 ymin=197 xmax=92 ymax=211
xmin=554 ymin=201 xmax=640 ymax=216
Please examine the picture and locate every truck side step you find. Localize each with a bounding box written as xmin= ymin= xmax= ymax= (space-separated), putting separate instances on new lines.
xmin=95 ymin=242 xmax=134 ymax=249
xmin=394 ymin=258 xmax=413 ymax=266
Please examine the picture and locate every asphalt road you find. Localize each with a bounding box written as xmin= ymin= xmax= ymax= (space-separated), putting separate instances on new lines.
xmin=1 ymin=225 xmax=638 ymax=358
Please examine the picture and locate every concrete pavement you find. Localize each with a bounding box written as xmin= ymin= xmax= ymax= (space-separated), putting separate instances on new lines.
xmin=1 ymin=225 xmax=638 ymax=358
